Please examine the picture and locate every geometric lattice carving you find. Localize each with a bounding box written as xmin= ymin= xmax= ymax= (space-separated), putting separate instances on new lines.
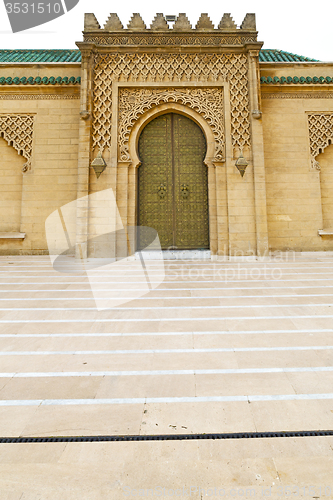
xmin=118 ymin=88 xmax=225 ymax=162
xmin=92 ymin=53 xmax=251 ymax=158
xmin=92 ymin=68 xmax=112 ymax=152
xmin=308 ymin=114 xmax=333 ymax=157
xmin=228 ymin=54 xmax=251 ymax=157
xmin=308 ymin=114 xmax=333 ymax=170
xmin=94 ymin=53 xmax=229 ymax=83
xmin=0 ymin=114 xmax=34 ymax=172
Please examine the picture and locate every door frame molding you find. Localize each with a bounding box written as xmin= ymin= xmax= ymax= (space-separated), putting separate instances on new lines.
xmin=127 ymin=104 xmax=217 ymax=253
xmin=128 ymin=103 xmax=216 ymax=170
xmin=136 ymin=112 xmax=210 ymax=250
xmin=115 ymin=83 xmax=231 ymax=259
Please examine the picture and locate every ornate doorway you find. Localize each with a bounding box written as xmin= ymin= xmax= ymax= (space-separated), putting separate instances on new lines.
xmin=137 ymin=113 xmax=209 ymax=250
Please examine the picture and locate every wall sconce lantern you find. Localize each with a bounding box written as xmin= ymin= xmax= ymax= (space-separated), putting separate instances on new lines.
xmin=91 ymin=151 xmax=107 ymax=179
xmin=235 ymin=152 xmax=249 ymax=177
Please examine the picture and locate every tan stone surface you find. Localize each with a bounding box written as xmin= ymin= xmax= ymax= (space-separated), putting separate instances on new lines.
xmin=0 ymin=255 xmax=333 ymax=497
xmin=0 ymin=94 xmax=80 ymax=255
xmin=262 ymin=94 xmax=333 ymax=252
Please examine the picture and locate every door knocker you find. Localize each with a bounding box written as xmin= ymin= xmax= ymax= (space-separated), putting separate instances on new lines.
xmin=157 ymin=183 xmax=167 ymax=199
xmin=181 ymin=184 xmax=189 ymax=199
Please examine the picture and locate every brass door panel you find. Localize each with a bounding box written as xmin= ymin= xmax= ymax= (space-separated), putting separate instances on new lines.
xmin=138 ymin=113 xmax=209 ymax=250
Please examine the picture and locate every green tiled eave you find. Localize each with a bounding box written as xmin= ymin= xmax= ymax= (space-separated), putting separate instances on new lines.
xmin=0 ymin=76 xmax=81 ymax=85
xmin=261 ymin=76 xmax=332 ymax=84
xmin=0 ymin=49 xmax=320 ymax=64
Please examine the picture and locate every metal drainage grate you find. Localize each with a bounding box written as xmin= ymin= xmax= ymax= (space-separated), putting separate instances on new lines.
xmin=1 ymin=430 xmax=333 ymax=443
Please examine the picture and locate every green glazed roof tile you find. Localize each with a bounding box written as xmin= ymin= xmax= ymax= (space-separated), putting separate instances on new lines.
xmin=0 ymin=49 xmax=320 ymax=64
xmin=0 ymin=50 xmax=82 ymax=63
xmin=259 ymin=50 xmax=319 ymax=62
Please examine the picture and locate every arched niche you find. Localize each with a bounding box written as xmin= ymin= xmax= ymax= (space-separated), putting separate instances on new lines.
xmin=128 ymin=103 xmax=217 ymax=169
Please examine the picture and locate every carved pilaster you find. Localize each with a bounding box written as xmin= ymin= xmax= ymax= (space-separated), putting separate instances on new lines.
xmin=246 ymin=47 xmax=268 ymax=256
xmin=247 ymin=48 xmax=262 ymax=119
xmin=75 ymin=43 xmax=96 ymax=259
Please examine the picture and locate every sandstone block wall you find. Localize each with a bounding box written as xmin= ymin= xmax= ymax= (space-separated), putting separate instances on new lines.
xmin=0 ymin=93 xmax=80 ymax=255
xmin=0 ymin=137 xmax=25 ymax=233
xmin=261 ymin=62 xmax=333 ymax=251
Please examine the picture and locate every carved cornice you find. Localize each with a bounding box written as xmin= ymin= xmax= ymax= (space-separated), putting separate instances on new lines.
xmin=261 ymin=76 xmax=333 ymax=85
xmin=0 ymin=76 xmax=81 ymax=85
xmin=83 ymin=33 xmax=258 ymax=46
xmin=0 ymin=94 xmax=80 ymax=99
xmin=262 ymin=92 xmax=333 ymax=99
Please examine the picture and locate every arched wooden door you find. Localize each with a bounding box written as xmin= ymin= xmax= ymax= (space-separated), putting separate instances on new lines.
xmin=137 ymin=113 xmax=209 ymax=250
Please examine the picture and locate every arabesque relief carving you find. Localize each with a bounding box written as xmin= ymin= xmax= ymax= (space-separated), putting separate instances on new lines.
xmin=0 ymin=114 xmax=34 ymax=172
xmin=92 ymin=53 xmax=251 ymax=159
xmin=308 ymin=114 xmax=333 ymax=171
xmin=118 ymin=88 xmax=225 ymax=163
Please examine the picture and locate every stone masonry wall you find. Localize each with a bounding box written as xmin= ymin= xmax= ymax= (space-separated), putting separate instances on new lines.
xmin=261 ymin=69 xmax=333 ymax=251
xmin=0 ymin=92 xmax=80 ymax=254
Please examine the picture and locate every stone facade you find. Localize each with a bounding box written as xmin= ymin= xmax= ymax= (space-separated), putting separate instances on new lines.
xmin=0 ymin=13 xmax=332 ymax=257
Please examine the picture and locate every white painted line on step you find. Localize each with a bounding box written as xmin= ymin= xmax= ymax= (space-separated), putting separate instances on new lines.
xmin=1 ymin=366 xmax=333 ymax=377
xmin=0 ymin=329 xmax=331 ymax=338
xmin=2 ymin=284 xmax=333 ymax=291
xmin=1 ymin=393 xmax=333 ymax=406
xmin=1 ymin=269 xmax=333 ymax=275
xmin=2 ymin=263 xmax=333 ymax=268
xmin=1 ymin=315 xmax=333 ymax=324
xmin=2 ymin=293 xmax=333 ymax=301
xmin=1 ymin=303 xmax=333 ymax=312
xmin=0 ymin=346 xmax=332 ymax=355
xmin=2 ymin=278 xmax=333 ymax=288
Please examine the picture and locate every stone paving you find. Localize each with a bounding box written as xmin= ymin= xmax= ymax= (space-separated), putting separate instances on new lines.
xmin=0 ymin=254 xmax=333 ymax=499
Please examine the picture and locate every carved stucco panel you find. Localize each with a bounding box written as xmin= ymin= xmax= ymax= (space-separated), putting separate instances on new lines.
xmin=92 ymin=63 xmax=112 ymax=152
xmin=118 ymin=87 xmax=225 ymax=163
xmin=308 ymin=113 xmax=333 ymax=171
xmin=0 ymin=114 xmax=34 ymax=172
xmin=92 ymin=53 xmax=251 ymax=159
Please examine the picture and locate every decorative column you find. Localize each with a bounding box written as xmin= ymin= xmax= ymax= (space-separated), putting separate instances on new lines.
xmin=214 ymin=164 xmax=229 ymax=257
xmin=75 ymin=43 xmax=95 ymax=259
xmin=247 ymin=47 xmax=269 ymax=256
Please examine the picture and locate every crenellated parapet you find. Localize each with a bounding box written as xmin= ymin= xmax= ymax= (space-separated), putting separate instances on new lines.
xmin=82 ymin=12 xmax=258 ymax=46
